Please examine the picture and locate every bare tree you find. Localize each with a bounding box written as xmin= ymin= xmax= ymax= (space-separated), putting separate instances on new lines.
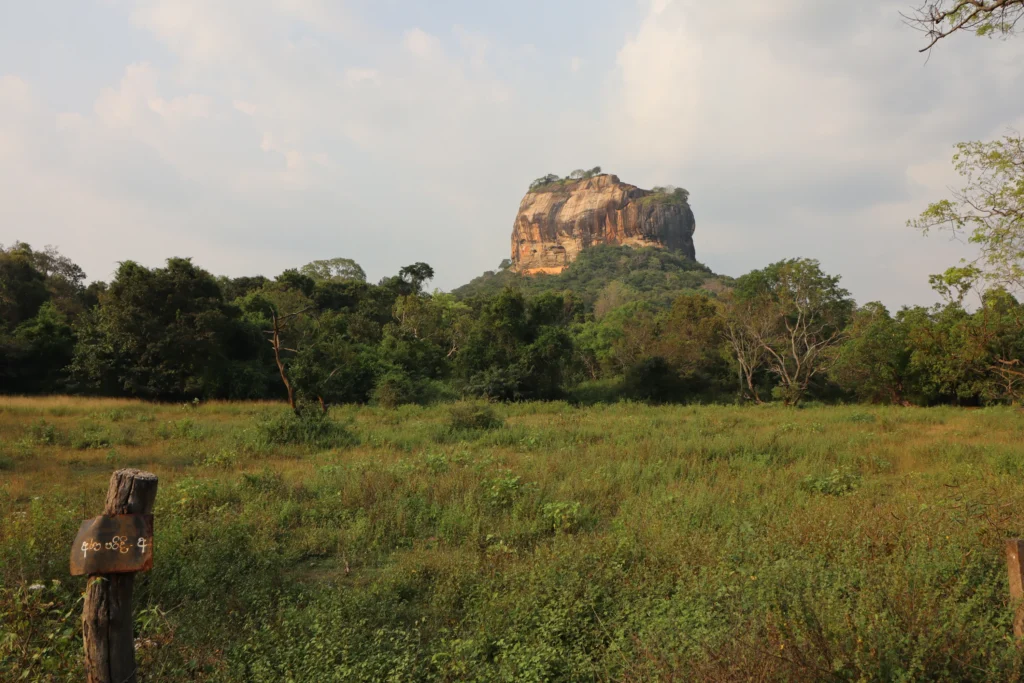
xmin=904 ymin=0 xmax=1024 ymax=52
xmin=723 ymin=299 xmax=772 ymax=403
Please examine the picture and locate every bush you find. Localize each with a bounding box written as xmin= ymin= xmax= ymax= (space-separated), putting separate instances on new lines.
xmin=371 ymin=370 xmax=419 ymax=409
xmin=447 ymin=401 xmax=504 ymax=431
xmin=622 ymin=357 xmax=686 ymax=403
xmin=28 ymin=419 xmax=60 ymax=445
xmin=800 ymin=469 xmax=861 ymax=496
xmin=254 ymin=405 xmax=357 ymax=450
xmin=541 ymin=501 xmax=583 ymax=533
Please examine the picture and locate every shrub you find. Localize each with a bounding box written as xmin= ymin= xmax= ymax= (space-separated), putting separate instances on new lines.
xmin=240 ymin=469 xmax=286 ymax=496
xmin=540 ymin=501 xmax=583 ymax=533
xmin=201 ymin=448 xmax=241 ymax=469
xmin=69 ymin=422 xmax=112 ymax=450
xmin=254 ymin=405 xmax=357 ymax=450
xmin=28 ymin=419 xmax=60 ymax=445
xmin=622 ymin=357 xmax=686 ymax=403
xmin=447 ymin=402 xmax=504 ymax=431
xmin=371 ymin=370 xmax=419 ymax=409
xmin=484 ymin=472 xmax=525 ymax=509
xmin=800 ymin=469 xmax=861 ymax=496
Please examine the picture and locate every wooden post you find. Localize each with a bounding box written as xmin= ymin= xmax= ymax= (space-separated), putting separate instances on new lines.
xmin=82 ymin=469 xmax=158 ymax=683
xmin=1006 ymin=539 xmax=1024 ymax=639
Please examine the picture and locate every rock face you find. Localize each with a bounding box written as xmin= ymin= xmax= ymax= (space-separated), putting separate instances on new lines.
xmin=511 ymin=174 xmax=696 ymax=274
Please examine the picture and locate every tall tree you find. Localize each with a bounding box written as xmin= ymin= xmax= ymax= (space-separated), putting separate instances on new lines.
xmin=299 ymin=258 xmax=367 ymax=283
xmin=911 ymin=137 xmax=1024 ymax=297
xmin=831 ymin=303 xmax=915 ymax=404
xmin=69 ymin=259 xmax=257 ymax=399
xmin=0 ymin=243 xmax=49 ymax=329
xmin=728 ymin=259 xmax=853 ymax=405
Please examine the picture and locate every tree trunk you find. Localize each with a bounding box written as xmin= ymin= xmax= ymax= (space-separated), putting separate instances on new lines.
xmin=270 ymin=314 xmax=298 ymax=414
xmin=82 ymin=469 xmax=159 ymax=683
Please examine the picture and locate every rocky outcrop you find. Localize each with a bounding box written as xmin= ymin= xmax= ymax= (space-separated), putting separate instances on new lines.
xmin=511 ymin=174 xmax=696 ymax=274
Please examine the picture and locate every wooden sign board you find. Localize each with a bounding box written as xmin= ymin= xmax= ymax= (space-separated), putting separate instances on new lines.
xmin=70 ymin=514 xmax=154 ymax=576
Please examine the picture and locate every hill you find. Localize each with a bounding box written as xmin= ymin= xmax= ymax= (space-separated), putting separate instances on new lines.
xmin=453 ymin=244 xmax=731 ymax=309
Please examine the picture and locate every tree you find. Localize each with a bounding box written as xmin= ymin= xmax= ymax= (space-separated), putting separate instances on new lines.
xmin=911 ymin=136 xmax=1024 ymax=297
xmin=0 ymin=243 xmax=49 ymax=329
xmin=655 ymin=293 xmax=729 ymax=390
xmin=238 ymin=276 xmax=317 ymax=412
xmin=69 ymin=258 xmax=258 ymax=399
xmin=299 ymin=257 xmax=367 ymax=283
xmin=831 ymin=303 xmax=915 ymax=404
xmin=904 ymin=0 xmax=1024 ymax=52
xmin=728 ymin=259 xmax=853 ymax=405
xmin=722 ymin=296 xmax=773 ymax=403
xmin=0 ymin=302 xmax=76 ymax=394
xmin=398 ymin=263 xmax=435 ymax=293
xmin=901 ymin=303 xmax=994 ymax=404
xmin=529 ymin=174 xmax=561 ymax=191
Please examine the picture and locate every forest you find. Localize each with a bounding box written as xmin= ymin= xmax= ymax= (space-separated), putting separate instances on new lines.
xmin=2 ymin=234 xmax=1022 ymax=409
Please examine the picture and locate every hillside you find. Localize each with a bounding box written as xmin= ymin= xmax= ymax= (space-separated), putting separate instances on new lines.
xmin=453 ymin=244 xmax=731 ymax=308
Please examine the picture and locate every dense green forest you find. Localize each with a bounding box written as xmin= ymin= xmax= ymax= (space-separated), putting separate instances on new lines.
xmin=2 ymin=240 xmax=1022 ymax=408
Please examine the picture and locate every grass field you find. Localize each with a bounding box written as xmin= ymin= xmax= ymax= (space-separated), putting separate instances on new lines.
xmin=3 ymin=397 xmax=1024 ymax=681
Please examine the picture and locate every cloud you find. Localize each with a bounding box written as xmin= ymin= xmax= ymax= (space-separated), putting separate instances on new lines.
xmin=403 ymin=28 xmax=441 ymax=60
xmin=232 ymin=99 xmax=257 ymax=116
xmin=344 ymin=67 xmax=379 ymax=86
xmin=1 ymin=0 xmax=1022 ymax=309
xmin=603 ymin=0 xmax=1024 ymax=306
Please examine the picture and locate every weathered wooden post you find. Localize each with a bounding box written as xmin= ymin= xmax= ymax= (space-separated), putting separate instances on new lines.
xmin=72 ymin=468 xmax=158 ymax=683
xmin=1006 ymin=539 xmax=1024 ymax=639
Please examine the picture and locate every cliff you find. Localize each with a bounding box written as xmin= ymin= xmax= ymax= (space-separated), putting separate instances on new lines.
xmin=511 ymin=174 xmax=696 ymax=275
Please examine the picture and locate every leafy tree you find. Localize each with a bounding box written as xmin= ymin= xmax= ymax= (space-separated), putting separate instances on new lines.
xmin=831 ymin=303 xmax=915 ymax=404
xmin=528 ymin=174 xmax=562 ymax=191
xmin=901 ymin=303 xmax=994 ymax=405
xmin=0 ymin=302 xmax=76 ymax=393
xmin=594 ymin=281 xmax=639 ymax=320
xmin=220 ymin=275 xmax=269 ymax=302
xmin=69 ymin=258 xmax=259 ymax=399
xmin=728 ymin=259 xmax=853 ymax=405
xmin=911 ymin=136 xmax=1024 ymax=297
xmin=274 ymin=269 xmax=316 ymax=297
xmin=0 ymin=243 xmax=49 ymax=329
xmin=288 ymin=312 xmax=379 ymax=409
xmin=622 ymin=356 xmax=686 ymax=403
xmin=907 ymin=0 xmax=1024 ymax=399
xmin=299 ymin=257 xmax=367 ymax=283
xmin=455 ymin=289 xmax=576 ymax=400
xmin=238 ymin=275 xmax=318 ymax=411
xmin=655 ymin=293 xmax=730 ymax=393
xmin=398 ymin=263 xmax=435 ymax=293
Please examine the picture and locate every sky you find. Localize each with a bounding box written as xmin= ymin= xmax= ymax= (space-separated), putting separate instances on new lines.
xmin=1 ymin=0 xmax=1023 ymax=309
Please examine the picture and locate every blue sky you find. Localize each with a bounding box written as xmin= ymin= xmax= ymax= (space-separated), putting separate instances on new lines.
xmin=2 ymin=0 xmax=1023 ymax=308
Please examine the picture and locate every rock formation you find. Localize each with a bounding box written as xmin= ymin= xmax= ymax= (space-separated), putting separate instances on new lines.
xmin=511 ymin=174 xmax=696 ymax=274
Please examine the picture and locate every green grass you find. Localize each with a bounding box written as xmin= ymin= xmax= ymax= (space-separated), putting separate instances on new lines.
xmin=2 ymin=397 xmax=1024 ymax=680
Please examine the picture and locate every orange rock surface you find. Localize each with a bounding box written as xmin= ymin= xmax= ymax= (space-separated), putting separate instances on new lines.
xmin=511 ymin=175 xmax=696 ymax=274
